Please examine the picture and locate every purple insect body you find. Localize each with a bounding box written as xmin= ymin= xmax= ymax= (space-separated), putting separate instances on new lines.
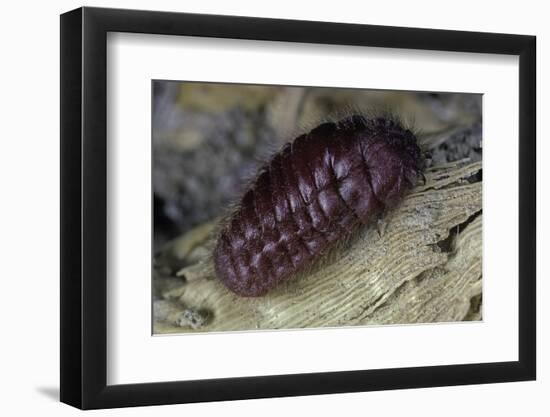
xmin=213 ymin=115 xmax=424 ymax=297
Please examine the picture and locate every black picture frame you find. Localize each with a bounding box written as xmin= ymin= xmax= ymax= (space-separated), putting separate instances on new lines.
xmin=60 ymin=6 xmax=536 ymax=410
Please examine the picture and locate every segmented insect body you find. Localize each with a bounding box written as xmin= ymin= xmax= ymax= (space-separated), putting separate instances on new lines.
xmin=214 ymin=115 xmax=424 ymax=297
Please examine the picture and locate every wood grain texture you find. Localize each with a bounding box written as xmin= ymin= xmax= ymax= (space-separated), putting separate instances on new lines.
xmin=154 ymin=160 xmax=482 ymax=333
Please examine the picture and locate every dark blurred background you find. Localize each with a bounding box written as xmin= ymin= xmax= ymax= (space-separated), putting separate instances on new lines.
xmin=152 ymin=81 xmax=481 ymax=250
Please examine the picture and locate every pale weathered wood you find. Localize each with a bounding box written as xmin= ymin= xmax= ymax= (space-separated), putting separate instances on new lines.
xmin=154 ymin=161 xmax=482 ymax=334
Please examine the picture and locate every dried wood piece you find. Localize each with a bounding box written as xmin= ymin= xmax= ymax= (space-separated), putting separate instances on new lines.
xmin=154 ymin=161 xmax=482 ymax=333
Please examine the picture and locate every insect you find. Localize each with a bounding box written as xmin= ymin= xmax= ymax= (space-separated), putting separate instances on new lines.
xmin=213 ymin=114 xmax=425 ymax=297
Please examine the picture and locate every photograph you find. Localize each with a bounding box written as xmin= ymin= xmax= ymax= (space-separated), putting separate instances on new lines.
xmin=55 ymin=3 xmax=537 ymax=411
xmin=152 ymin=82 xmax=483 ymax=334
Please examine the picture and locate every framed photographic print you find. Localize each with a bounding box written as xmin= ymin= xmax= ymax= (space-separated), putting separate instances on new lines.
xmin=60 ymin=6 xmax=536 ymax=409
